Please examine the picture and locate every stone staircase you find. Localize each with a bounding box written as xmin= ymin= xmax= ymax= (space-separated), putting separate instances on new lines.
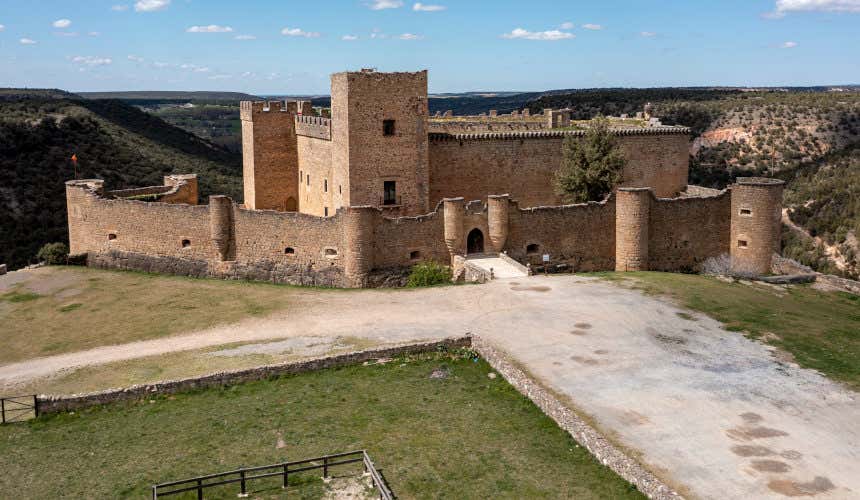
xmin=465 ymin=253 xmax=529 ymax=279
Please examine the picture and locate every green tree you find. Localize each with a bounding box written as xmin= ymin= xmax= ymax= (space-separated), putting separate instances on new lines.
xmin=554 ymin=117 xmax=627 ymax=203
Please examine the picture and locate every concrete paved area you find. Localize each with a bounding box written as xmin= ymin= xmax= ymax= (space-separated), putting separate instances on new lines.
xmin=1 ymin=274 xmax=858 ymax=499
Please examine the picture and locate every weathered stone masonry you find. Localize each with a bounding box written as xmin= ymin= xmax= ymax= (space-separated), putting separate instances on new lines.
xmin=65 ymin=68 xmax=784 ymax=287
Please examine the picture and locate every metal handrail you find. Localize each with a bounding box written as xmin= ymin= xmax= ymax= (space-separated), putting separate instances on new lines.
xmin=152 ymin=450 xmax=392 ymax=499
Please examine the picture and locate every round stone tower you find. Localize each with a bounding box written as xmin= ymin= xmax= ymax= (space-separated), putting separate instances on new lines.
xmin=615 ymin=188 xmax=652 ymax=272
xmin=730 ymin=177 xmax=784 ymax=276
xmin=443 ymin=198 xmax=465 ymax=256
xmin=487 ymin=194 xmax=510 ymax=253
xmin=343 ymin=206 xmax=376 ymax=288
xmin=209 ymin=195 xmax=235 ymax=261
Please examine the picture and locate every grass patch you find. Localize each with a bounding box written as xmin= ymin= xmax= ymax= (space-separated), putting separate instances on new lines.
xmin=0 ymin=267 xmax=321 ymax=364
xmin=0 ymin=353 xmax=643 ymax=499
xmin=613 ymin=272 xmax=860 ymax=390
xmin=1 ymin=290 xmax=42 ymax=303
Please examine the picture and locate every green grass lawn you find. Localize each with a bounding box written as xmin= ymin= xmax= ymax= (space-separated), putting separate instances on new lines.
xmin=0 ymin=352 xmax=643 ymax=499
xmin=606 ymin=272 xmax=860 ymax=390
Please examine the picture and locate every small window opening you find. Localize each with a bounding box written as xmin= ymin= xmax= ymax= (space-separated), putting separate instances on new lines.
xmin=526 ymin=243 xmax=540 ymax=255
xmin=383 ymin=180 xmax=397 ymax=205
xmin=339 ymin=185 xmax=342 ymax=194
xmin=284 ymin=247 xmax=295 ymax=255
xmin=737 ymin=240 xmax=748 ymax=248
xmin=108 ymin=233 xmax=117 ymax=241
xmin=181 ymin=239 xmax=191 ymax=248
xmin=325 ymin=248 xmax=338 ymax=258
xmin=383 ymin=119 xmax=396 ymax=136
xmin=306 ymin=174 xmax=310 ymax=186
xmin=324 ymin=207 xmax=329 ymax=217
xmin=740 ymin=208 xmax=752 ymax=216
xmin=324 ymin=179 xmax=328 ymax=192
xmin=410 ymin=250 xmax=421 ymax=260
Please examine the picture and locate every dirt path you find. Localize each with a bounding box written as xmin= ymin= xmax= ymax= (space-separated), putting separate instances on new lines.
xmin=782 ymin=208 xmax=848 ymax=271
xmin=1 ymin=275 xmax=858 ymax=499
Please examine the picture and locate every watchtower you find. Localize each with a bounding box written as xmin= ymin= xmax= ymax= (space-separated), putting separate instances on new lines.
xmin=330 ymin=69 xmax=430 ymax=215
xmin=240 ymin=100 xmax=300 ymax=211
xmin=730 ymin=177 xmax=784 ymax=275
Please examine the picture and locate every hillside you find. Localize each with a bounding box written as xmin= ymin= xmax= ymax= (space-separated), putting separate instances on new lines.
xmin=0 ymin=91 xmax=243 ymax=270
xmin=76 ymin=91 xmax=260 ymax=102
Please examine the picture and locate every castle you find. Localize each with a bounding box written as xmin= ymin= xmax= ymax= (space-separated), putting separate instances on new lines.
xmin=66 ymin=69 xmax=784 ymax=288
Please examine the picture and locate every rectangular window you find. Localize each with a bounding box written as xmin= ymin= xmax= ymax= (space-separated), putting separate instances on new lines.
xmin=383 ymin=181 xmax=397 ymax=205
xmin=383 ymin=119 xmax=396 ymax=136
xmin=324 ymin=179 xmax=328 ymax=192
xmin=306 ymin=174 xmax=310 ymax=186
xmin=738 ymin=240 xmax=748 ymax=248
xmin=740 ymin=208 xmax=752 ymax=216
xmin=324 ymin=207 xmax=329 ymax=217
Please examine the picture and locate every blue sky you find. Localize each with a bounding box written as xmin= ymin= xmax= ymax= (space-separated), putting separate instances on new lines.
xmin=0 ymin=0 xmax=858 ymax=94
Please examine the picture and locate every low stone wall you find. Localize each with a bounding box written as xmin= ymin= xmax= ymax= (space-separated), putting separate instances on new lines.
xmin=37 ymin=337 xmax=473 ymax=414
xmin=471 ymin=336 xmax=683 ymax=500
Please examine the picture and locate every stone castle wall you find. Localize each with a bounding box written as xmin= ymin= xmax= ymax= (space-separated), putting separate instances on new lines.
xmin=67 ymin=177 xmax=781 ymax=287
xmin=427 ymin=129 xmax=690 ymax=208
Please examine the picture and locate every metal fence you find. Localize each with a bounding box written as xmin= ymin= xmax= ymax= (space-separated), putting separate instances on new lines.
xmin=0 ymin=395 xmax=38 ymax=424
xmin=152 ymin=450 xmax=393 ymax=499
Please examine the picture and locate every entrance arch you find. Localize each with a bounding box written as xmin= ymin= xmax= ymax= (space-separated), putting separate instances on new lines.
xmin=285 ymin=197 xmax=297 ymax=212
xmin=467 ymin=228 xmax=485 ymax=255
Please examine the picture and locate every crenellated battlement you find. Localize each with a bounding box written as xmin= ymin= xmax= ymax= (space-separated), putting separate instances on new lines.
xmin=295 ymin=115 xmax=332 ymax=140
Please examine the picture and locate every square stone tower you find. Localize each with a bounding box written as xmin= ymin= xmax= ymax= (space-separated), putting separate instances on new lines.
xmin=240 ymin=100 xmax=299 ymax=211
xmin=331 ymin=69 xmax=430 ymax=215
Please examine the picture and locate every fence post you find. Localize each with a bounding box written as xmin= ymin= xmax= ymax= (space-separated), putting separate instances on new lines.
xmin=151 ymin=485 xmax=157 ymax=500
xmin=240 ymin=470 xmax=247 ymax=497
xmin=323 ymin=456 xmax=329 ymax=478
xmin=196 ymin=479 xmax=202 ymax=500
xmin=1 ymin=398 xmax=5 ymax=424
xmin=283 ymin=464 xmax=289 ymax=489
xmin=33 ymin=395 xmax=39 ymax=418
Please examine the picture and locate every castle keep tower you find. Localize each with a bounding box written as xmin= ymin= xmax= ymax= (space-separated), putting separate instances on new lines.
xmin=240 ymin=101 xmax=301 ymax=211
xmin=330 ymin=69 xmax=430 ymax=215
xmin=730 ymin=177 xmax=784 ymax=275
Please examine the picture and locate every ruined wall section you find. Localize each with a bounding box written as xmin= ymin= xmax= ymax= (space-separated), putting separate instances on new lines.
xmin=428 ymin=130 xmax=689 ymax=207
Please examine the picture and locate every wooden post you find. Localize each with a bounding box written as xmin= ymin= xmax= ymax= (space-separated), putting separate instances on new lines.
xmin=323 ymin=456 xmax=329 ymax=478
xmin=33 ymin=395 xmax=38 ymax=418
xmin=196 ymin=479 xmax=202 ymax=500
xmin=240 ymin=470 xmax=247 ymax=496
xmin=283 ymin=464 xmax=289 ymax=489
xmin=1 ymin=398 xmax=5 ymax=424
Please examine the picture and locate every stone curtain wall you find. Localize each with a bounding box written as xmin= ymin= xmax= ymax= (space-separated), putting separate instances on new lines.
xmin=372 ymin=205 xmax=449 ymax=269
xmin=649 ymin=191 xmax=731 ymax=271
xmin=428 ymin=130 xmax=690 ymax=208
xmin=508 ymin=199 xmax=617 ymax=271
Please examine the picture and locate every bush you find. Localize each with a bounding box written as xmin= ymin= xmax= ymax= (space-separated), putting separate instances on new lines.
xmin=36 ymin=242 xmax=69 ymax=265
xmin=407 ymin=261 xmax=452 ymax=287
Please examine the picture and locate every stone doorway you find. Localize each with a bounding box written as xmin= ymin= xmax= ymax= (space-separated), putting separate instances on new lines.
xmin=467 ymin=228 xmax=484 ymax=254
xmin=285 ymin=197 xmax=297 ymax=212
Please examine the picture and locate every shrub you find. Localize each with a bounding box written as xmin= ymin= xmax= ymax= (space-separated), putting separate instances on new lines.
xmin=407 ymin=261 xmax=452 ymax=287
xmin=36 ymin=242 xmax=69 ymax=265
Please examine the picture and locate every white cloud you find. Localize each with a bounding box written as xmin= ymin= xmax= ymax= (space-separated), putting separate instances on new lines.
xmin=775 ymin=0 xmax=860 ymax=13
xmin=127 ymin=55 xmax=145 ymax=62
xmin=414 ymin=2 xmax=446 ymax=11
xmin=640 ymin=31 xmax=657 ymax=37
xmin=71 ymin=56 xmax=113 ymax=66
xmin=369 ymin=0 xmax=403 ymax=9
xmin=153 ymin=61 xmax=171 ymax=68
xmin=234 ymin=34 xmax=256 ymax=40
xmin=560 ymin=22 xmax=574 ymax=29
xmin=781 ymin=40 xmax=798 ymax=48
xmin=501 ymin=28 xmax=574 ymax=41
xmin=399 ymin=33 xmax=423 ymax=40
xmin=241 ymin=71 xmax=255 ymax=78
xmin=342 ymin=34 xmax=359 ymax=41
xmin=88 ymin=31 xmax=100 ymax=36
xmin=582 ymin=23 xmax=603 ymax=30
xmin=111 ymin=4 xmax=129 ymax=11
xmin=56 ymin=32 xmax=79 ymax=37
xmin=370 ymin=28 xmax=387 ymax=39
xmin=53 ymin=19 xmax=72 ymax=28
xmin=20 ymin=38 xmax=37 ymax=45
xmin=281 ymin=27 xmax=320 ymax=38
xmin=0 ymin=25 xmax=5 ymax=32
xmin=180 ymin=63 xmax=210 ymax=72
xmin=135 ymin=0 xmax=170 ymax=12
xmin=208 ymin=74 xmax=232 ymax=80
xmin=186 ymin=25 xmax=234 ymax=33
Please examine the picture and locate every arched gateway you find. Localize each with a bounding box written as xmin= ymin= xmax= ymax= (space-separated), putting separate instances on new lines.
xmin=467 ymin=228 xmax=484 ymax=254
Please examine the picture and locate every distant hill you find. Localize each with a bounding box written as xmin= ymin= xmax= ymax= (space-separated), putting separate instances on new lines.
xmin=77 ymin=91 xmax=260 ymax=102
xmin=0 ymin=92 xmax=243 ymax=270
